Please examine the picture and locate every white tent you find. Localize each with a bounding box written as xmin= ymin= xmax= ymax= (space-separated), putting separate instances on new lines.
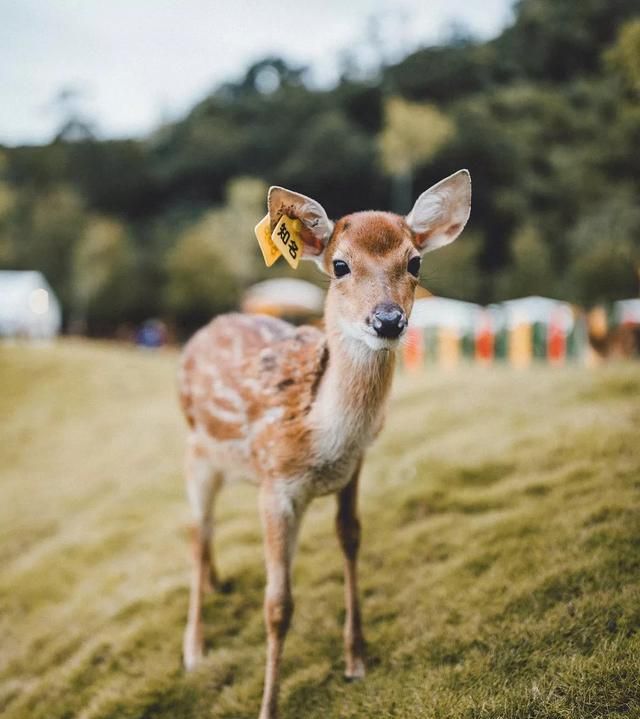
xmin=410 ymin=296 xmax=484 ymax=336
xmin=0 ymin=271 xmax=62 ymax=339
xmin=496 ymin=296 xmax=575 ymax=332
xmin=242 ymin=278 xmax=325 ymax=317
xmin=614 ymin=299 xmax=640 ymax=324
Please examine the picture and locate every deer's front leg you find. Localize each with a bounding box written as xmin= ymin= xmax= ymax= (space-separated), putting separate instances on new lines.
xmin=258 ymin=483 xmax=305 ymax=719
xmin=336 ymin=458 xmax=366 ymax=680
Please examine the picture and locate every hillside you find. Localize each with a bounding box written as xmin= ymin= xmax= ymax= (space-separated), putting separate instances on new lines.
xmin=0 ymin=340 xmax=639 ymax=718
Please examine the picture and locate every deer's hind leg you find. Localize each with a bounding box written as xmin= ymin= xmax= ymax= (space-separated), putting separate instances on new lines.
xmin=183 ymin=436 xmax=223 ymax=670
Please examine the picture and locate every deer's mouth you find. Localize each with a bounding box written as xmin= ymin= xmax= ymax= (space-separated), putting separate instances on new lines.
xmin=361 ymin=326 xmax=405 ymax=350
xmin=338 ymin=317 xmax=406 ymax=352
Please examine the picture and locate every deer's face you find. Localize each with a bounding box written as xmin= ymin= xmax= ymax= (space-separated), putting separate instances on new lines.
xmin=267 ymin=170 xmax=471 ymax=352
xmin=322 ymin=212 xmax=420 ymax=350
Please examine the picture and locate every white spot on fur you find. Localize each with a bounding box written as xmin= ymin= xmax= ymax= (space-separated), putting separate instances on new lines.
xmin=205 ymin=402 xmax=244 ymax=424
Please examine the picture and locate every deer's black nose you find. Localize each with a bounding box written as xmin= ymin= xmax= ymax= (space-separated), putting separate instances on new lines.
xmin=371 ymin=303 xmax=407 ymax=339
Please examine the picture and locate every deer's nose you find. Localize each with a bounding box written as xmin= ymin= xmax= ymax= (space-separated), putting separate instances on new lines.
xmin=371 ymin=303 xmax=407 ymax=339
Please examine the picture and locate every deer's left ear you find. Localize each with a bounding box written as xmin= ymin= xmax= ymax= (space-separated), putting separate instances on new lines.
xmin=268 ymin=186 xmax=333 ymax=258
xmin=406 ymin=169 xmax=471 ymax=254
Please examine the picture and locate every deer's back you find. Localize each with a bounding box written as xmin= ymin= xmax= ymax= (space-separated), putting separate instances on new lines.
xmin=178 ymin=313 xmax=329 ymax=479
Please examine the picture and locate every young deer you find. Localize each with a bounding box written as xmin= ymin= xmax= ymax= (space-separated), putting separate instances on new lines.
xmin=178 ymin=170 xmax=471 ymax=719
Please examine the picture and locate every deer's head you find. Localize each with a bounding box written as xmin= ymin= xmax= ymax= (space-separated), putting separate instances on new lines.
xmin=267 ymin=170 xmax=471 ymax=352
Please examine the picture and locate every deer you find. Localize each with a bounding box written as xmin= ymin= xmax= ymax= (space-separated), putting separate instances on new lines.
xmin=178 ymin=169 xmax=471 ymax=719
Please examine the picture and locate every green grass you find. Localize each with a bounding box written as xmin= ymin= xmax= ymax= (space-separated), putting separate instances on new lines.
xmin=1 ymin=340 xmax=639 ymax=719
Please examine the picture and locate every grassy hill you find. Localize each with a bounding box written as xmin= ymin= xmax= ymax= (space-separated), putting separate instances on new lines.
xmin=0 ymin=340 xmax=638 ymax=719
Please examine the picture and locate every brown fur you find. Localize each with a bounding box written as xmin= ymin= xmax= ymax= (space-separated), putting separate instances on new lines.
xmin=330 ymin=212 xmax=412 ymax=257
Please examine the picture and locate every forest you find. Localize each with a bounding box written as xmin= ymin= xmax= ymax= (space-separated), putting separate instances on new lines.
xmin=1 ymin=0 xmax=639 ymax=336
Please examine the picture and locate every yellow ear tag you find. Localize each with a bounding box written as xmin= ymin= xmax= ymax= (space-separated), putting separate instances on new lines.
xmin=254 ymin=213 xmax=282 ymax=267
xmin=271 ymin=215 xmax=302 ymax=269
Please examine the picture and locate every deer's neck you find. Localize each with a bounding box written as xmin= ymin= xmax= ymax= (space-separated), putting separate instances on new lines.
xmin=311 ymin=326 xmax=396 ymax=454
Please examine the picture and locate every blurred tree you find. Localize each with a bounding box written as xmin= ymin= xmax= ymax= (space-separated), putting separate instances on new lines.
xmin=333 ymin=81 xmax=384 ymax=134
xmin=214 ymin=176 xmax=267 ymax=282
xmin=276 ymin=110 xmax=379 ymax=217
xmin=164 ymin=177 xmax=267 ymax=332
xmin=379 ymin=98 xmax=453 ymax=212
xmin=422 ymin=98 xmax=523 ymax=280
xmin=384 ymin=40 xmax=503 ymax=102
xmin=568 ymin=190 xmax=640 ymax=303
xmin=51 ymin=87 xmax=96 ymax=143
xmin=420 ymin=230 xmax=483 ymax=302
xmin=15 ymin=186 xmax=86 ymax=312
xmin=499 ymin=0 xmax=640 ymax=81
xmin=606 ymin=19 xmax=640 ymax=96
xmin=495 ymin=225 xmax=556 ymax=300
xmin=72 ymin=216 xmax=135 ymax=333
xmin=165 ymin=222 xmax=239 ymax=332
xmin=1 ymin=0 xmax=639 ymax=332
xmin=570 ymin=247 xmax=638 ymax=305
xmin=235 ymin=58 xmax=306 ymax=96
xmin=67 ymin=139 xmax=153 ymax=218
xmin=0 ymin=180 xmax=17 ymax=265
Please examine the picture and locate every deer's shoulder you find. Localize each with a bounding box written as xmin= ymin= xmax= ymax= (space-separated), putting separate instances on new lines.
xmin=248 ymin=324 xmax=328 ymax=405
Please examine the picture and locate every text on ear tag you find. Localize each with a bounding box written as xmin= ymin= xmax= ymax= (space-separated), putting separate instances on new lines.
xmin=254 ymin=213 xmax=282 ymax=267
xmin=271 ymin=215 xmax=302 ymax=269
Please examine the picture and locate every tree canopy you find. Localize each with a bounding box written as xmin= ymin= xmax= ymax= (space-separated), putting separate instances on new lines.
xmin=1 ymin=0 xmax=638 ymax=335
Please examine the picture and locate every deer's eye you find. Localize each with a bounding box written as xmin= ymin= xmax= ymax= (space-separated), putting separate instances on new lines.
xmin=333 ymin=259 xmax=350 ymax=278
xmin=408 ymin=256 xmax=421 ymax=277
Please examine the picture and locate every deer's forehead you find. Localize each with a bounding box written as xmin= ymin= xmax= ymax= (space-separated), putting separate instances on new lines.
xmin=329 ymin=211 xmax=415 ymax=260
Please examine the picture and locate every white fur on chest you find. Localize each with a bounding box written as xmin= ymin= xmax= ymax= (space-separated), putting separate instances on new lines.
xmin=310 ymin=379 xmax=381 ymax=460
xmin=304 ymin=402 xmax=380 ymax=497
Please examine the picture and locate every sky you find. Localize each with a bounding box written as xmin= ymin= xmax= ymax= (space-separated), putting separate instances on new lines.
xmin=0 ymin=0 xmax=514 ymax=146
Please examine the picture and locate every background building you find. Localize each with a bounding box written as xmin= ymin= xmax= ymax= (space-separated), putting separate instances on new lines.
xmin=0 ymin=270 xmax=62 ymax=340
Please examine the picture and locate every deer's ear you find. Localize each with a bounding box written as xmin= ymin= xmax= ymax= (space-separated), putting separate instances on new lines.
xmin=406 ymin=169 xmax=471 ymax=254
xmin=268 ymin=186 xmax=333 ymax=258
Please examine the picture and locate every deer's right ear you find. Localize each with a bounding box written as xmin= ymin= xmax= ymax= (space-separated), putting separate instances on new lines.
xmin=268 ymin=186 xmax=333 ymax=259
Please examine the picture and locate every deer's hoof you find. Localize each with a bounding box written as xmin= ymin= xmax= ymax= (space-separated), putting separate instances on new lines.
xmin=183 ymin=627 xmax=204 ymax=671
xmin=344 ymin=657 xmax=366 ymax=681
xmin=183 ymin=647 xmax=203 ymax=671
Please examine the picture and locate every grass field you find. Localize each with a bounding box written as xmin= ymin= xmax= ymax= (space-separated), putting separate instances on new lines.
xmin=1 ymin=340 xmax=639 ymax=719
